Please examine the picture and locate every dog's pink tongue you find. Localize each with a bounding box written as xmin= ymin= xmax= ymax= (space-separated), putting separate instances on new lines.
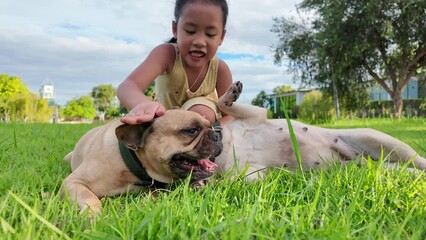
xmin=197 ymin=159 xmax=217 ymax=172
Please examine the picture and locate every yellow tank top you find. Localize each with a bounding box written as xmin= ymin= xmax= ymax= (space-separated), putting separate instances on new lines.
xmin=154 ymin=44 xmax=219 ymax=109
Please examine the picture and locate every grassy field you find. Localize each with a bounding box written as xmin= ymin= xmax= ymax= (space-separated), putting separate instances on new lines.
xmin=0 ymin=118 xmax=425 ymax=239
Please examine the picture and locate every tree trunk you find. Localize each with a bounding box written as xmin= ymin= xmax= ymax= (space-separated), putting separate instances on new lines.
xmin=99 ymin=111 xmax=106 ymax=122
xmin=332 ymin=78 xmax=340 ymax=119
xmin=392 ymin=89 xmax=403 ymax=119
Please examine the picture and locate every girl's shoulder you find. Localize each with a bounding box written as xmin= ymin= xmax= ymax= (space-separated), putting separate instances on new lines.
xmin=149 ymin=43 xmax=177 ymax=72
xmin=151 ymin=43 xmax=176 ymax=57
xmin=216 ymin=58 xmax=231 ymax=73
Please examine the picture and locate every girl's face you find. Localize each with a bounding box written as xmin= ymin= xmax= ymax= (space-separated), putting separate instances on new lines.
xmin=173 ymin=2 xmax=226 ymax=69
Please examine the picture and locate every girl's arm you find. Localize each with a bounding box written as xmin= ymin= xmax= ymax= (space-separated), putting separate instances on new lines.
xmin=216 ymin=59 xmax=233 ymax=98
xmin=117 ymin=43 xmax=175 ymax=124
xmin=215 ymin=59 xmax=233 ymax=123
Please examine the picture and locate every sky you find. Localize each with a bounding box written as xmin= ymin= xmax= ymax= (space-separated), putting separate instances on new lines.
xmin=0 ymin=0 xmax=304 ymax=106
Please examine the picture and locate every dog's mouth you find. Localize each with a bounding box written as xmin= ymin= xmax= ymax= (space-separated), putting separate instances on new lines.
xmin=170 ymin=153 xmax=218 ymax=180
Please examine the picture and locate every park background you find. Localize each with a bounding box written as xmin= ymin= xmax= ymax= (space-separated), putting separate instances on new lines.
xmin=1 ymin=0 xmax=426 ymax=238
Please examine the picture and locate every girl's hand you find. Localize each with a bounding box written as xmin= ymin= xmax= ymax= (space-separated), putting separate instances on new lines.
xmin=120 ymin=102 xmax=166 ymax=125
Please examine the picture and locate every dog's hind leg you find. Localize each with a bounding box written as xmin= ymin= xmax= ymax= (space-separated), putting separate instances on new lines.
xmin=336 ymin=128 xmax=426 ymax=170
xmin=218 ymin=81 xmax=268 ymax=125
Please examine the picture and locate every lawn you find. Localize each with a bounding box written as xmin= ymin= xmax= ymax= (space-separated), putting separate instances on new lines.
xmin=0 ymin=118 xmax=425 ymax=239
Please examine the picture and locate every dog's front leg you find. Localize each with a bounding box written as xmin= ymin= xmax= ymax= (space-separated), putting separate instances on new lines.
xmin=62 ymin=176 xmax=102 ymax=215
xmin=218 ymin=81 xmax=268 ymax=125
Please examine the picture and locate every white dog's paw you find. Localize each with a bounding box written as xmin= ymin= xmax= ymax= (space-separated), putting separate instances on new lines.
xmin=190 ymin=179 xmax=210 ymax=189
xmin=221 ymin=81 xmax=243 ymax=106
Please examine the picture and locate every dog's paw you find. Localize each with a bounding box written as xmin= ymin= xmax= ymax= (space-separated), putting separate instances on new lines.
xmin=190 ymin=179 xmax=209 ymax=189
xmin=222 ymin=81 xmax=243 ymax=107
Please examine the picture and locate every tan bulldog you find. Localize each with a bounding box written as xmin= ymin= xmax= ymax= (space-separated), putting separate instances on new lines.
xmin=62 ymin=110 xmax=222 ymax=214
xmin=62 ymin=81 xmax=426 ymax=214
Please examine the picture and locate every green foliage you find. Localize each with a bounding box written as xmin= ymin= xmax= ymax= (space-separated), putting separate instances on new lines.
xmin=273 ymin=85 xmax=294 ymax=94
xmin=63 ymin=96 xmax=96 ymax=121
xmin=298 ymin=90 xmax=335 ymax=124
xmin=269 ymin=85 xmax=298 ymax=119
xmin=272 ymin=95 xmax=297 ymax=119
xmin=266 ymin=109 xmax=274 ymax=119
xmin=420 ymin=98 xmax=426 ymax=111
xmin=251 ymin=90 xmax=271 ymax=108
xmin=0 ymin=74 xmax=29 ymax=98
xmin=0 ymin=74 xmax=52 ymax=122
xmin=145 ymin=82 xmax=155 ymax=99
xmin=272 ymin=0 xmax=426 ymax=118
xmin=8 ymin=93 xmax=52 ymax=122
xmin=91 ymin=84 xmax=117 ymax=121
xmin=91 ymin=84 xmax=116 ymax=112
xmin=29 ymin=97 xmax=52 ymax=122
xmin=0 ymin=75 xmax=29 ymax=121
xmin=271 ymin=18 xmax=318 ymax=84
xmin=323 ymin=81 xmax=370 ymax=115
xmin=106 ymin=105 xmax=121 ymax=119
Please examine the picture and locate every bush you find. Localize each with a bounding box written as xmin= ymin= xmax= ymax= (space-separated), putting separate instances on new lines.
xmin=63 ymin=96 xmax=96 ymax=121
xmin=298 ymin=90 xmax=335 ymax=124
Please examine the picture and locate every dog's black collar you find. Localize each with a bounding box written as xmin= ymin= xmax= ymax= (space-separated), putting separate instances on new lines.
xmin=118 ymin=141 xmax=166 ymax=188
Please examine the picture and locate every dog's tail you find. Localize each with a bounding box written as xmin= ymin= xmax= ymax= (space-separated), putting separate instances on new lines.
xmin=64 ymin=152 xmax=73 ymax=162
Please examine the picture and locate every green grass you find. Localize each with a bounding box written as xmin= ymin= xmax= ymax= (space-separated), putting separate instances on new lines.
xmin=0 ymin=119 xmax=425 ymax=239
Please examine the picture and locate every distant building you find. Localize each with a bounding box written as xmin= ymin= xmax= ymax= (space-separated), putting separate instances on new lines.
xmin=39 ymin=79 xmax=59 ymax=123
xmin=265 ymin=77 xmax=424 ymax=118
xmin=39 ymin=79 xmax=55 ymax=106
xmin=369 ymin=78 xmax=420 ymax=101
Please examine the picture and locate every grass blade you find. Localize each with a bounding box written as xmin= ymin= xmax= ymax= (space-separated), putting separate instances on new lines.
xmin=279 ymin=97 xmax=303 ymax=172
xmin=9 ymin=191 xmax=71 ymax=240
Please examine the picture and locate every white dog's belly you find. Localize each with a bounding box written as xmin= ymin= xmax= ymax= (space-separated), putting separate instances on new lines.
xmin=215 ymin=118 xmax=409 ymax=176
xmin=216 ymin=119 xmax=341 ymax=174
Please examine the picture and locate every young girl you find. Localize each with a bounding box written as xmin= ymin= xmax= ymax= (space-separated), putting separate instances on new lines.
xmin=117 ymin=0 xmax=233 ymax=125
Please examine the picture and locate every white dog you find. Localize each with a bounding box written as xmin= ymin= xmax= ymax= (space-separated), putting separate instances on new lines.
xmin=214 ymin=81 xmax=425 ymax=177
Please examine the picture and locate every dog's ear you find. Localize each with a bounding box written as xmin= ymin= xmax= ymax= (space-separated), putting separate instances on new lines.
xmin=115 ymin=122 xmax=153 ymax=151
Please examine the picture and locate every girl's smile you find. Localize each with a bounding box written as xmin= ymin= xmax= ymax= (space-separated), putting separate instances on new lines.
xmin=173 ymin=2 xmax=225 ymax=69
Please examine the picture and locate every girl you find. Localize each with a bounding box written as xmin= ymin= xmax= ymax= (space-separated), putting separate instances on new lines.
xmin=117 ymin=0 xmax=232 ymax=124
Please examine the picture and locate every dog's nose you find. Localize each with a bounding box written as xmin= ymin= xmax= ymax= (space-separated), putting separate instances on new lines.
xmin=208 ymin=130 xmax=221 ymax=142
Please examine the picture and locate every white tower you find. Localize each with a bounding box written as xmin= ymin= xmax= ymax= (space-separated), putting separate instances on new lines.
xmin=39 ymin=79 xmax=55 ymax=106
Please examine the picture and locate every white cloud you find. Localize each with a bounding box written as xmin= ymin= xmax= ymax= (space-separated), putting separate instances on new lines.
xmin=0 ymin=0 xmax=302 ymax=105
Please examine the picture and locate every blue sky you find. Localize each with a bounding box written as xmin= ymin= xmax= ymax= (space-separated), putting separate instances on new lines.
xmin=0 ymin=0 xmax=302 ymax=105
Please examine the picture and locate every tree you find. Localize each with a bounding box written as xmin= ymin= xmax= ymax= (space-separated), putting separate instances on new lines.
xmin=298 ymin=90 xmax=335 ymax=124
xmin=0 ymin=74 xmax=29 ymax=121
xmin=272 ymin=0 xmax=426 ymax=118
xmin=28 ymin=95 xmax=52 ymax=122
xmin=251 ymin=90 xmax=271 ymax=108
xmin=106 ymin=105 xmax=121 ymax=119
xmin=63 ymin=96 xmax=96 ymax=121
xmin=272 ymin=85 xmax=294 ymax=94
xmin=0 ymin=74 xmax=53 ymax=122
xmin=91 ymin=84 xmax=116 ymax=121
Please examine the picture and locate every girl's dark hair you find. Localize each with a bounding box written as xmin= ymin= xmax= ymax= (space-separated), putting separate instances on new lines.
xmin=168 ymin=0 xmax=228 ymax=43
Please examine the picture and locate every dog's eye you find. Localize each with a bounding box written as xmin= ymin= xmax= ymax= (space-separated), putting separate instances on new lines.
xmin=181 ymin=128 xmax=200 ymax=136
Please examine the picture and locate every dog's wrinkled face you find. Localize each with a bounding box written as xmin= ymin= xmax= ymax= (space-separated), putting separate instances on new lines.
xmin=115 ymin=110 xmax=223 ymax=183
